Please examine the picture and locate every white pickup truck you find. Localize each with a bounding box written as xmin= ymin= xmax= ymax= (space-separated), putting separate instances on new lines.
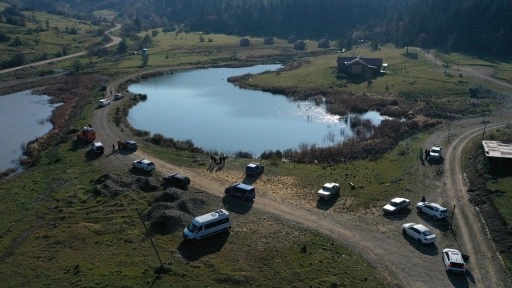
xmin=317 ymin=183 xmax=340 ymax=200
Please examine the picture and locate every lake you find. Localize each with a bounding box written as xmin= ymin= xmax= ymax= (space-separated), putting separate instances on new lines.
xmin=128 ymin=65 xmax=385 ymax=156
xmin=0 ymin=90 xmax=57 ymax=172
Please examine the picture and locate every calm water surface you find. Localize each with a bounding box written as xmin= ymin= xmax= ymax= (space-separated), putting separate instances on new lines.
xmin=0 ymin=90 xmax=57 ymax=171
xmin=128 ymin=65 xmax=384 ymax=156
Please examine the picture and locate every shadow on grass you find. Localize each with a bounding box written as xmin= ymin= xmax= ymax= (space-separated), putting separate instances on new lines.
xmin=84 ymin=149 xmax=103 ymax=161
xmin=206 ymin=162 xmax=225 ymax=173
xmin=427 ymin=156 xmax=444 ymax=166
xmin=162 ymin=182 xmax=188 ymax=191
xmin=402 ymin=230 xmax=439 ymax=256
xmin=70 ymin=139 xmax=90 ymax=152
xmin=446 ymin=269 xmax=470 ymax=288
xmin=128 ymin=166 xmax=153 ymax=176
xmin=242 ymin=174 xmax=261 ymax=185
xmin=177 ymin=232 xmax=229 ymax=261
xmin=416 ymin=212 xmax=451 ymax=232
xmin=221 ymin=196 xmax=253 ymax=215
xmin=118 ymin=149 xmax=136 ymax=155
xmin=383 ymin=208 xmax=412 ymax=221
xmin=316 ymin=193 xmax=340 ymax=210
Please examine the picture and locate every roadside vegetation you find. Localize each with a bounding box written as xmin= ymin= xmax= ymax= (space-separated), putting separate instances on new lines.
xmin=462 ymin=125 xmax=512 ymax=272
xmin=1 ymin=8 xmax=512 ymax=286
xmin=0 ymin=5 xmax=112 ymax=69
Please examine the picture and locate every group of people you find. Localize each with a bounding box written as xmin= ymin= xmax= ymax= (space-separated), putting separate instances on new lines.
xmin=210 ymin=154 xmax=226 ymax=165
xmin=419 ymin=148 xmax=430 ymax=161
xmin=112 ymin=140 xmax=124 ymax=153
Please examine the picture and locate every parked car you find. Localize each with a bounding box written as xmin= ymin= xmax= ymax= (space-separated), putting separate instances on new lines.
xmin=132 ymin=159 xmax=155 ymax=172
xmin=383 ymin=197 xmax=410 ymax=214
xmin=225 ymin=182 xmax=255 ymax=201
xmin=163 ymin=173 xmax=190 ymax=189
xmin=442 ymin=248 xmax=466 ymax=273
xmin=416 ymin=201 xmax=448 ymax=220
xmin=402 ymin=223 xmax=437 ymax=244
xmin=317 ymin=182 xmax=340 ymax=200
xmin=89 ymin=141 xmax=104 ymax=154
xmin=98 ymin=99 xmax=110 ymax=107
xmin=429 ymin=145 xmax=442 ymax=161
xmin=113 ymin=93 xmax=124 ymax=100
xmin=122 ymin=140 xmax=138 ymax=151
xmin=245 ymin=162 xmax=264 ymax=177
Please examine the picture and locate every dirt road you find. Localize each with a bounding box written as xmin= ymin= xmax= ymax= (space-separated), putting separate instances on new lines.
xmin=0 ymin=24 xmax=122 ymax=75
xmin=91 ymin=74 xmax=511 ymax=287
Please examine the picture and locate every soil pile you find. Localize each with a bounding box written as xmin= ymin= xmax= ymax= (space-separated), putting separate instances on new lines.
xmin=142 ymin=189 xmax=207 ymax=235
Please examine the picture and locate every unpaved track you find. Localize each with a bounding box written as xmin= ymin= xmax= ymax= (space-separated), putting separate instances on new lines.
xmin=0 ymin=24 xmax=122 ymax=75
xmin=92 ymin=76 xmax=511 ymax=287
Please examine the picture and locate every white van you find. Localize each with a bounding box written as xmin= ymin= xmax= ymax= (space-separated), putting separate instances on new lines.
xmin=183 ymin=209 xmax=231 ymax=241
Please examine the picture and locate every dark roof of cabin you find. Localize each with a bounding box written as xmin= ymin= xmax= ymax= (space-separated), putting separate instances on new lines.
xmin=337 ymin=56 xmax=383 ymax=68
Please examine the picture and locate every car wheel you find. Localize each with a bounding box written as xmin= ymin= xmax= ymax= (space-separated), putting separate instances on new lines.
xmin=416 ymin=207 xmax=421 ymax=212
xmin=433 ymin=215 xmax=438 ymax=220
xmin=417 ymin=238 xmax=422 ymax=243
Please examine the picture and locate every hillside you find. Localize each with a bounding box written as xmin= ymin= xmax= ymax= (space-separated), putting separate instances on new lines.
xmin=9 ymin=0 xmax=512 ymax=54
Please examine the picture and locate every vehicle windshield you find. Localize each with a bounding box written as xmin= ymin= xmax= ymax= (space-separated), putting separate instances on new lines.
xmin=390 ymin=202 xmax=399 ymax=207
xmin=187 ymin=223 xmax=198 ymax=233
xmin=431 ymin=148 xmax=441 ymax=153
xmin=422 ymin=230 xmax=433 ymax=236
xmin=322 ymin=185 xmax=332 ymax=192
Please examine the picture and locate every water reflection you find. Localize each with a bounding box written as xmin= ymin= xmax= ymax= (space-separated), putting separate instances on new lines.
xmin=0 ymin=90 xmax=57 ymax=172
xmin=128 ymin=65 xmax=385 ymax=156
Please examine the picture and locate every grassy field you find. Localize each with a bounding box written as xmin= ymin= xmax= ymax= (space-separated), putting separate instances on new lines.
xmin=482 ymin=125 xmax=512 ymax=228
xmin=0 ymin=9 xmax=104 ymax=65
xmin=0 ymin=111 xmax=389 ymax=287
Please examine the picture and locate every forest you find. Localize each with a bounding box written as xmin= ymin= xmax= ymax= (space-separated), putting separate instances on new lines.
xmin=7 ymin=0 xmax=512 ymax=54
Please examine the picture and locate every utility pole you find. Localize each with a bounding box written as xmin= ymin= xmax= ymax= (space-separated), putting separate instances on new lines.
xmin=447 ymin=122 xmax=451 ymax=142
xmin=136 ymin=208 xmax=165 ymax=270
xmin=450 ymin=204 xmax=456 ymax=230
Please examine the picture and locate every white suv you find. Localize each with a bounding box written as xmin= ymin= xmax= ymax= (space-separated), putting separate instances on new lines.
xmin=429 ymin=145 xmax=442 ymax=161
xmin=317 ymin=183 xmax=340 ymax=200
xmin=90 ymin=141 xmax=104 ymax=154
xmin=132 ymin=159 xmax=155 ymax=172
xmin=416 ymin=201 xmax=448 ymax=220
xmin=98 ymin=99 xmax=110 ymax=107
xmin=442 ymin=248 xmax=466 ymax=273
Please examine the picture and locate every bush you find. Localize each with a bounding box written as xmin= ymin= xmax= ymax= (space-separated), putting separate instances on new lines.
xmin=235 ymin=151 xmax=253 ymax=159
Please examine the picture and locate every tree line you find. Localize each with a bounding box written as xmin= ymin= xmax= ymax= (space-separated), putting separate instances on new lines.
xmin=11 ymin=0 xmax=512 ymax=54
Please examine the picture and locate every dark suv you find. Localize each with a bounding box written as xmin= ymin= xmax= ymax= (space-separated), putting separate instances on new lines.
xmin=163 ymin=173 xmax=191 ymax=189
xmin=245 ymin=162 xmax=264 ymax=177
xmin=225 ymin=182 xmax=256 ymax=201
xmin=122 ymin=140 xmax=138 ymax=151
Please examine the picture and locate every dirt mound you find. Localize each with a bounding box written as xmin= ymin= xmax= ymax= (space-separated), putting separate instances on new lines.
xmin=91 ymin=173 xmax=127 ymax=197
xmin=153 ymin=189 xmax=183 ymax=203
xmin=143 ymin=191 xmax=208 ymax=235
xmin=135 ymin=176 xmax=159 ymax=192
xmin=149 ymin=209 xmax=191 ymax=235
xmin=177 ymin=197 xmax=206 ymax=214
